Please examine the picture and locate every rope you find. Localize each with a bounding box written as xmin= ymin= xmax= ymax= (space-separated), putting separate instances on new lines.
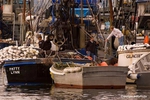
xmin=32 ymin=0 xmax=53 ymax=32
xmin=86 ymin=0 xmax=105 ymax=41
xmin=49 ymin=0 xmax=56 ymax=26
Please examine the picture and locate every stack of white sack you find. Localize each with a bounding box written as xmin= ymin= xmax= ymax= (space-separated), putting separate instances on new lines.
xmin=0 ymin=45 xmax=40 ymax=64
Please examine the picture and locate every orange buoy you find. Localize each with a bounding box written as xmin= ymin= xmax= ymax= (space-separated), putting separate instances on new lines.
xmin=86 ymin=56 xmax=93 ymax=60
xmin=144 ymin=35 xmax=149 ymax=44
xmin=100 ymin=61 xmax=108 ymax=66
xmin=97 ymin=63 xmax=101 ymax=66
xmin=113 ymin=63 xmax=118 ymax=66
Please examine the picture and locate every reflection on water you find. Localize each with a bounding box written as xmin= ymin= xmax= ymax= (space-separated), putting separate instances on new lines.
xmin=0 ymin=68 xmax=150 ymax=100
xmin=50 ymin=85 xmax=149 ymax=100
xmin=0 ymin=84 xmax=149 ymax=100
xmin=0 ymin=85 xmax=52 ymax=100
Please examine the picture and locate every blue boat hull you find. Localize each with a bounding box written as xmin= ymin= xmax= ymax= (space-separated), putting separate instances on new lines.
xmin=3 ymin=59 xmax=53 ymax=85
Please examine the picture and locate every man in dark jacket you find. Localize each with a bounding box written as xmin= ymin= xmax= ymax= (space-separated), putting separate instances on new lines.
xmin=37 ymin=34 xmax=45 ymax=49
xmin=42 ymin=35 xmax=52 ymax=56
xmin=42 ymin=35 xmax=52 ymax=50
xmin=37 ymin=34 xmax=52 ymax=57
xmin=85 ymin=36 xmax=98 ymax=61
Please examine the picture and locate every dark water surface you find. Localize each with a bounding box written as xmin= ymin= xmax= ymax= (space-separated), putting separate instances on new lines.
xmin=0 ymin=68 xmax=149 ymax=100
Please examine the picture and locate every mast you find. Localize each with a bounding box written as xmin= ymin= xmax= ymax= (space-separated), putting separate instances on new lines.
xmin=109 ymin=0 xmax=114 ymax=26
xmin=115 ymin=0 xmax=123 ymax=28
xmin=28 ymin=0 xmax=34 ymax=44
xmin=133 ymin=1 xmax=138 ymax=43
xmin=21 ymin=0 xmax=26 ymax=45
xmin=79 ymin=0 xmax=85 ymax=48
xmin=108 ymin=0 xmax=114 ymax=57
xmin=23 ymin=0 xmax=26 ymax=23
xmin=80 ymin=0 xmax=83 ymax=25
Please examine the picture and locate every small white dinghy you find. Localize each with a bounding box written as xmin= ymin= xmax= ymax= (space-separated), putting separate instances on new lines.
xmin=50 ymin=62 xmax=128 ymax=89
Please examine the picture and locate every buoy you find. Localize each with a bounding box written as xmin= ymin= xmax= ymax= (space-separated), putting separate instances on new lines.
xmin=97 ymin=63 xmax=101 ymax=66
xmin=86 ymin=56 xmax=92 ymax=60
xmin=100 ymin=61 xmax=108 ymax=66
xmin=113 ymin=63 xmax=118 ymax=66
xmin=144 ymin=35 xmax=149 ymax=44
xmin=128 ymin=73 xmax=140 ymax=80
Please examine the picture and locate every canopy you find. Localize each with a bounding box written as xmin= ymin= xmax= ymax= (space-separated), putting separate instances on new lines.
xmin=136 ymin=0 xmax=150 ymax=3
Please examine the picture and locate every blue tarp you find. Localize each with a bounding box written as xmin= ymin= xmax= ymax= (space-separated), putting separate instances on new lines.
xmin=74 ymin=8 xmax=90 ymax=17
xmin=136 ymin=0 xmax=149 ymax=3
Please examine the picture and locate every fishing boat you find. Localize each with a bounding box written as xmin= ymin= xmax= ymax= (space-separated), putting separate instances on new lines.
xmin=117 ymin=0 xmax=150 ymax=85
xmin=117 ymin=44 xmax=150 ymax=67
xmin=127 ymin=52 xmax=150 ymax=88
xmin=50 ymin=62 xmax=129 ymax=89
xmin=1 ymin=45 xmax=91 ymax=85
xmin=117 ymin=43 xmax=150 ymax=83
xmin=0 ymin=0 xmax=134 ymax=87
xmin=3 ymin=58 xmax=53 ymax=85
xmin=0 ymin=45 xmax=53 ymax=85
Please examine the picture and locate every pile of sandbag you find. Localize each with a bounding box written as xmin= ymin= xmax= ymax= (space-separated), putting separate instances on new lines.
xmin=0 ymin=46 xmax=40 ymax=64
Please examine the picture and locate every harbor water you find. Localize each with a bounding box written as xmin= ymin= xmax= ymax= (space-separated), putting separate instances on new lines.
xmin=0 ymin=68 xmax=149 ymax=100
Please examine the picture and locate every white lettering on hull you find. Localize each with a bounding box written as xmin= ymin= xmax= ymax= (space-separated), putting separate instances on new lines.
xmin=126 ymin=54 xmax=142 ymax=58
xmin=9 ymin=67 xmax=20 ymax=74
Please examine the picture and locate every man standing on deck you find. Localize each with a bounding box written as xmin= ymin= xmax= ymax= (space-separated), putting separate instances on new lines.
xmin=106 ymin=26 xmax=124 ymax=46
xmin=105 ymin=26 xmax=124 ymax=57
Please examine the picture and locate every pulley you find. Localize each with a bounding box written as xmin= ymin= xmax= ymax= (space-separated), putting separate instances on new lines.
xmin=53 ymin=27 xmax=65 ymax=46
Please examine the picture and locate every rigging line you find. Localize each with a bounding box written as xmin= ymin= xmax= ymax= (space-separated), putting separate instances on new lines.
xmin=36 ymin=0 xmax=47 ymax=15
xmin=86 ymin=0 xmax=94 ymax=17
xmin=32 ymin=1 xmax=52 ymax=31
xmin=41 ymin=2 xmax=52 ymax=16
xmin=27 ymin=0 xmax=45 ymax=22
xmin=69 ymin=24 xmax=75 ymax=50
xmin=79 ymin=26 xmax=91 ymax=37
xmin=38 ymin=0 xmax=51 ymax=14
xmin=38 ymin=0 xmax=50 ymax=15
xmin=49 ymin=0 xmax=56 ymax=26
xmin=46 ymin=0 xmax=52 ymax=9
xmin=28 ymin=1 xmax=33 ymax=32
xmin=33 ymin=1 xmax=42 ymax=12
xmin=96 ymin=3 xmax=101 ymax=17
xmin=26 ymin=0 xmax=47 ymax=15
xmin=80 ymin=26 xmax=104 ymax=47
xmin=26 ymin=0 xmax=42 ymax=15
xmin=36 ymin=1 xmax=45 ymax=14
xmin=86 ymin=0 xmax=105 ymax=41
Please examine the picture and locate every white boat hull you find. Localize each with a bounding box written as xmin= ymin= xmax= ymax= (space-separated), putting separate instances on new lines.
xmin=51 ymin=66 xmax=128 ymax=89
